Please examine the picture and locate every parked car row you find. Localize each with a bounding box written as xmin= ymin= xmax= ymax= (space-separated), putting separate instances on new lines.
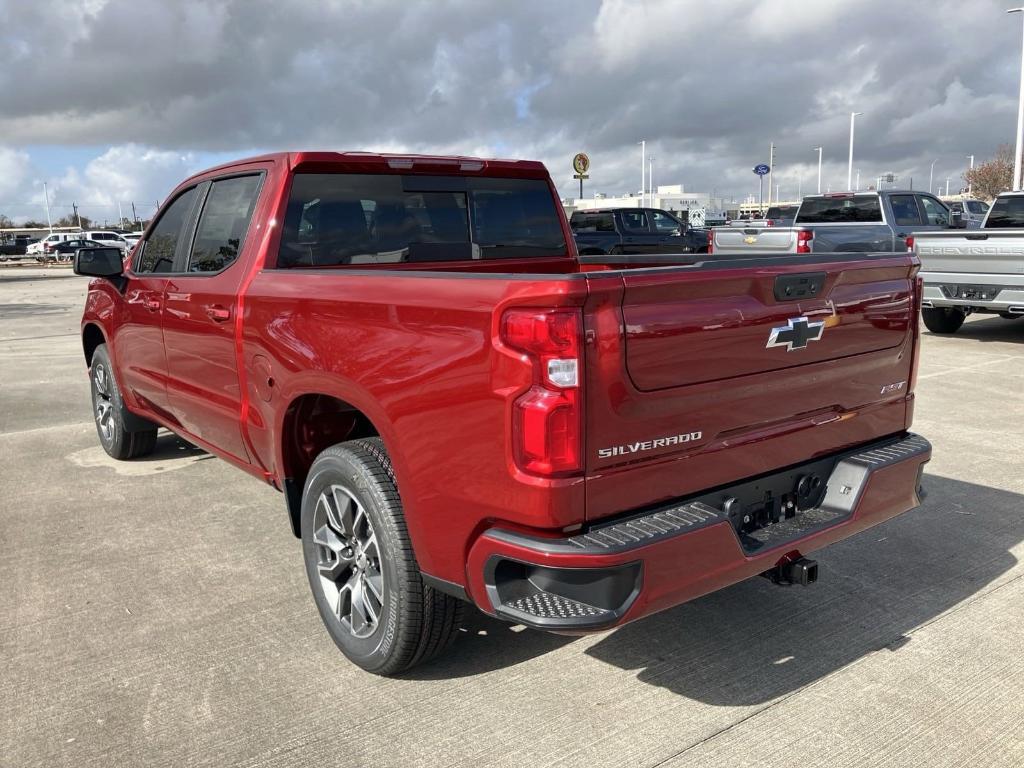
xmin=21 ymin=229 xmax=143 ymax=262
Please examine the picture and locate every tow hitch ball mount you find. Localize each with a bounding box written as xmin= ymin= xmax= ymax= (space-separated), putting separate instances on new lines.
xmin=762 ymin=555 xmax=819 ymax=586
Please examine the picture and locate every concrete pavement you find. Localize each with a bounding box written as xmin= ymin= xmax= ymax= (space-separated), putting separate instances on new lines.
xmin=2 ymin=265 xmax=1023 ymax=767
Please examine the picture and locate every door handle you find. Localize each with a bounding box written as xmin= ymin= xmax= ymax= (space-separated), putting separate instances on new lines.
xmin=144 ymin=298 xmax=161 ymax=312
xmin=205 ymin=304 xmax=231 ymax=322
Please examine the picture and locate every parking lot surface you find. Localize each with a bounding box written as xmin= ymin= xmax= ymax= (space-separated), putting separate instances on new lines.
xmin=2 ymin=265 xmax=1024 ymax=768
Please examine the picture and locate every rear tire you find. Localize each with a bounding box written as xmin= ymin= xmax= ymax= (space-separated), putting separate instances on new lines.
xmin=921 ymin=307 xmax=966 ymax=334
xmin=300 ymin=437 xmax=463 ymax=675
xmin=90 ymin=344 xmax=158 ymax=460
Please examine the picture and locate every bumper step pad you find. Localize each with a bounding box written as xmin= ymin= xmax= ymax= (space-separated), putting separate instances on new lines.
xmin=504 ymin=592 xmax=611 ymax=621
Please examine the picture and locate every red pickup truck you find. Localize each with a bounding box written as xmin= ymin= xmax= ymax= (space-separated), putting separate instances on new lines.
xmin=75 ymin=152 xmax=931 ymax=675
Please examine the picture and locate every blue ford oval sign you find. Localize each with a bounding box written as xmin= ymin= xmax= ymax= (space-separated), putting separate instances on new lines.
xmin=753 ymin=164 xmax=770 ymax=176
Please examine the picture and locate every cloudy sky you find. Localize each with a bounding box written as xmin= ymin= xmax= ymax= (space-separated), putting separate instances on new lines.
xmin=0 ymin=0 xmax=1021 ymax=224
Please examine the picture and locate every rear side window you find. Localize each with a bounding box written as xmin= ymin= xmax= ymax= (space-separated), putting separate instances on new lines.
xmin=966 ymin=201 xmax=988 ymax=215
xmin=620 ymin=210 xmax=649 ymax=232
xmin=188 ymin=175 xmax=262 ymax=272
xmin=889 ymin=195 xmax=923 ymax=226
xmin=984 ymin=195 xmax=1024 ymax=227
xmin=795 ymin=196 xmax=883 ymax=223
xmin=135 ymin=186 xmax=198 ymax=274
xmin=278 ymin=174 xmax=566 ymax=267
xmin=570 ymin=212 xmax=614 ymax=232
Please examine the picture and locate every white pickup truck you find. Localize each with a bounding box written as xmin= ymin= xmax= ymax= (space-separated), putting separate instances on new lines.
xmin=913 ymin=191 xmax=1024 ymax=334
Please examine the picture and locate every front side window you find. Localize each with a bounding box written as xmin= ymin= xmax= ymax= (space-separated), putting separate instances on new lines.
xmin=188 ymin=175 xmax=262 ymax=272
xmin=135 ymin=186 xmax=198 ymax=274
xmin=919 ymin=196 xmax=949 ymax=226
xmin=649 ymin=210 xmax=681 ymax=233
xmin=278 ymin=174 xmax=566 ymax=267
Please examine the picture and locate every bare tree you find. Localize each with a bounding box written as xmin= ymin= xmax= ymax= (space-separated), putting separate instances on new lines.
xmin=963 ymin=145 xmax=1014 ymax=201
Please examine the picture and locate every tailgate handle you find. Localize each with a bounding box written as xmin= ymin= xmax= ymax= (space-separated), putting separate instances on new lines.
xmin=774 ymin=272 xmax=826 ymax=302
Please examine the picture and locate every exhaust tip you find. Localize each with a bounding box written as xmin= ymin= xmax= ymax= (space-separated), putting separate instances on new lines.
xmin=1007 ymin=306 xmax=1024 ymax=315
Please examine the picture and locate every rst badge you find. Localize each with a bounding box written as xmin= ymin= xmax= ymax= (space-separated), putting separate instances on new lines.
xmin=767 ymin=317 xmax=825 ymax=351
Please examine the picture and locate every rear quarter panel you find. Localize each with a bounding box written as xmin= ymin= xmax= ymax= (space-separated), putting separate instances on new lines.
xmin=241 ymin=270 xmax=589 ymax=583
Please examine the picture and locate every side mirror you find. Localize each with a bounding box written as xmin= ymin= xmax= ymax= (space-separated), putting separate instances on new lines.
xmin=74 ymin=247 xmax=124 ymax=278
xmin=949 ymin=210 xmax=967 ymax=229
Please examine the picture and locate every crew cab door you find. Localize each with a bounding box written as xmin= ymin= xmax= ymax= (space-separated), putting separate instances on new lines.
xmin=617 ymin=210 xmax=660 ymax=253
xmin=648 ymin=209 xmax=693 ymax=253
xmin=114 ymin=185 xmax=202 ymax=418
xmin=161 ymin=172 xmax=264 ymax=463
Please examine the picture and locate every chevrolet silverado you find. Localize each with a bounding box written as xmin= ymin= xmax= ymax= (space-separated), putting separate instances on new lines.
xmin=75 ymin=152 xmax=931 ymax=674
xmin=914 ymin=190 xmax=1024 ymax=333
xmin=710 ymin=190 xmax=961 ymax=256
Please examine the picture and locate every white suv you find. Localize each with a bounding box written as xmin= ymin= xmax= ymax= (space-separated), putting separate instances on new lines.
xmin=27 ymin=232 xmax=80 ymax=256
xmin=81 ymin=231 xmax=130 ymax=253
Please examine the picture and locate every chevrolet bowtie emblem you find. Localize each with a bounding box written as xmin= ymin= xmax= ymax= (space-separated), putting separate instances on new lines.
xmin=767 ymin=316 xmax=825 ymax=351
xmin=743 ymin=235 xmax=757 ymax=244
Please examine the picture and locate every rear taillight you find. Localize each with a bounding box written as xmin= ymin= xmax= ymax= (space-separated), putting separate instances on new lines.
xmin=909 ymin=274 xmax=923 ymax=391
xmin=766 ymin=219 xmax=775 ymax=227
xmin=501 ymin=309 xmax=582 ymax=476
xmin=905 ymin=235 xmax=915 ymax=253
xmin=706 ymin=229 xmax=714 ymax=254
xmin=796 ymin=229 xmax=813 ymax=254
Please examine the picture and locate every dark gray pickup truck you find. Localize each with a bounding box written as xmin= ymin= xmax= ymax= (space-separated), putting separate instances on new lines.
xmin=710 ymin=190 xmax=964 ymax=256
xmin=570 ymin=207 xmax=708 ymax=255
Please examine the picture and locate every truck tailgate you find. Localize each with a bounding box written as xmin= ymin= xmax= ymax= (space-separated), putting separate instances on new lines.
xmin=712 ymin=227 xmax=796 ymax=255
xmin=583 ymin=254 xmax=918 ymax=522
xmin=915 ymin=231 xmax=1024 ymax=275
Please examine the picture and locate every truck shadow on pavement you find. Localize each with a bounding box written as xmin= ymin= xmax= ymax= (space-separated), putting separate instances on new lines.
xmin=936 ymin=315 xmax=1024 ymax=344
xmin=414 ymin=475 xmax=1021 ymax=702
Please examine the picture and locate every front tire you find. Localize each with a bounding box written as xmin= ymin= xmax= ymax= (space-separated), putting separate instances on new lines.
xmin=90 ymin=344 xmax=158 ymax=459
xmin=301 ymin=438 xmax=463 ymax=675
xmin=921 ymin=307 xmax=966 ymax=334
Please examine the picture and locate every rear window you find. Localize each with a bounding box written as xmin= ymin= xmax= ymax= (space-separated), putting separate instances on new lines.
xmin=966 ymin=201 xmax=988 ymax=215
xmin=766 ymin=205 xmax=797 ymax=219
xmin=795 ymin=196 xmax=883 ymax=224
xmin=984 ymin=196 xmax=1024 ymax=228
xmin=278 ymin=174 xmax=566 ymax=267
xmin=570 ymin=212 xmax=614 ymax=232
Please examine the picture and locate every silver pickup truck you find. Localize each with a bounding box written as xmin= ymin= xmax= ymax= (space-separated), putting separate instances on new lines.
xmin=913 ymin=191 xmax=1024 ymax=333
xmin=710 ymin=190 xmax=961 ymax=256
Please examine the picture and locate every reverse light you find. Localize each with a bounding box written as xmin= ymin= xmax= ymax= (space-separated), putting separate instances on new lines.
xmin=796 ymin=229 xmax=813 ymax=254
xmin=501 ymin=309 xmax=583 ymax=476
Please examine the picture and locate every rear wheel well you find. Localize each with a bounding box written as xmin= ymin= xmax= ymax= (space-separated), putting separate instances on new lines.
xmin=281 ymin=393 xmax=380 ymax=535
xmin=82 ymin=324 xmax=105 ymax=366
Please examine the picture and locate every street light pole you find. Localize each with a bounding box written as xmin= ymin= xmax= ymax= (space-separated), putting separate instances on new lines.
xmin=856 ymin=169 xmax=860 ymax=190
xmin=1011 ymin=9 xmax=1024 ymax=189
xmin=929 ymin=159 xmax=937 ymax=195
xmin=946 ymin=177 xmax=951 ymax=196
xmin=813 ymin=146 xmax=822 ymax=194
xmin=649 ymin=156 xmax=654 ymax=202
xmin=847 ymin=112 xmax=863 ymax=191
xmin=42 ymin=182 xmax=52 ymax=232
xmin=638 ymin=140 xmax=645 ymax=206
xmin=967 ymin=154 xmax=975 ymax=195
xmin=767 ymin=142 xmax=775 ymax=210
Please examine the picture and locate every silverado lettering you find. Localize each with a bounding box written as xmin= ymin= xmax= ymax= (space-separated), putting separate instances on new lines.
xmin=75 ymin=151 xmax=931 ymax=676
xmin=598 ymin=432 xmax=703 ymax=458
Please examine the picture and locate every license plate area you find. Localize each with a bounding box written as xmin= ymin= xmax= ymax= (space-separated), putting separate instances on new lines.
xmin=944 ymin=284 xmax=999 ymax=301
